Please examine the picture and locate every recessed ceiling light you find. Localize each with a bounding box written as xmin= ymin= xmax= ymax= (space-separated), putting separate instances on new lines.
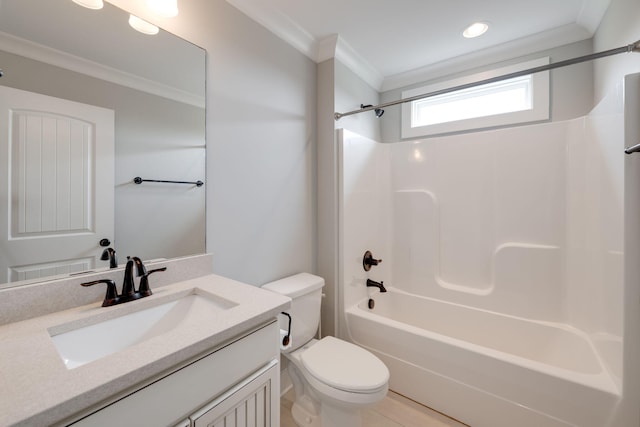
xmin=129 ymin=15 xmax=160 ymax=35
xmin=71 ymin=0 xmax=104 ymax=9
xmin=463 ymin=22 xmax=489 ymax=38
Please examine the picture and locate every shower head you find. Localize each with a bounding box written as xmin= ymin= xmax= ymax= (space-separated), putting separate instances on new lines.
xmin=360 ymin=104 xmax=384 ymax=118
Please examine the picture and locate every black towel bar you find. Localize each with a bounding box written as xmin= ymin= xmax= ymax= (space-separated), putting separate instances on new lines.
xmin=133 ymin=177 xmax=204 ymax=187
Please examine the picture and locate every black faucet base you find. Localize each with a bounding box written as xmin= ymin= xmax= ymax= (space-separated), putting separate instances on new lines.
xmin=103 ymin=292 xmax=146 ymax=307
xmin=82 ymin=259 xmax=166 ymax=307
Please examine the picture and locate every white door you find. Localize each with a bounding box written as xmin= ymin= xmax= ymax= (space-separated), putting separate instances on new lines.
xmin=0 ymin=86 xmax=114 ymax=284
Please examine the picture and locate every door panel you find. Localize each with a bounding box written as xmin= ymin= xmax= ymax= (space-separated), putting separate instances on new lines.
xmin=0 ymin=86 xmax=114 ymax=283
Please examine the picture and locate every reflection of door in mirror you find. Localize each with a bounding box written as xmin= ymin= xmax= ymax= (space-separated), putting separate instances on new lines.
xmin=0 ymin=86 xmax=114 ymax=284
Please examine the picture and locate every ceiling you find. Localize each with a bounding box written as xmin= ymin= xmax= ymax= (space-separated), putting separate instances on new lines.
xmin=225 ymin=0 xmax=612 ymax=91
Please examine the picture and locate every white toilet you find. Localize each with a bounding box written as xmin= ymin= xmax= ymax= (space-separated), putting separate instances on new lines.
xmin=262 ymin=273 xmax=389 ymax=427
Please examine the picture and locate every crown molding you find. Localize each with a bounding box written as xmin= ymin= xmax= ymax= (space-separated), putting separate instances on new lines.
xmin=226 ymin=0 xmax=608 ymax=94
xmin=333 ymin=37 xmax=384 ymax=90
xmin=381 ymin=23 xmax=592 ymax=92
xmin=0 ymin=31 xmax=205 ymax=108
xmin=226 ymin=0 xmax=383 ymax=90
xmin=225 ymin=0 xmax=316 ymax=59
xmin=577 ymin=0 xmax=612 ymax=33
xmin=316 ymin=35 xmax=384 ymax=90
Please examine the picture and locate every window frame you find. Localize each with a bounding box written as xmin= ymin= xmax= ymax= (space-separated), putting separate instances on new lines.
xmin=401 ymin=57 xmax=550 ymax=138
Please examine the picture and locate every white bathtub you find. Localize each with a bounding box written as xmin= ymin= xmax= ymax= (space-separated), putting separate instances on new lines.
xmin=345 ymin=289 xmax=620 ymax=427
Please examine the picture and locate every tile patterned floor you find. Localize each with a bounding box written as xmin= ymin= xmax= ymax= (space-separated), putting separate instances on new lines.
xmin=280 ymin=389 xmax=469 ymax=427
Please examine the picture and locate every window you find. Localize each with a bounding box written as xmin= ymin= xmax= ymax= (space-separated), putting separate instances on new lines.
xmin=401 ymin=58 xmax=550 ymax=138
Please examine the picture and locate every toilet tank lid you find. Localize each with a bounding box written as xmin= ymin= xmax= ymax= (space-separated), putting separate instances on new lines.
xmin=261 ymin=273 xmax=324 ymax=298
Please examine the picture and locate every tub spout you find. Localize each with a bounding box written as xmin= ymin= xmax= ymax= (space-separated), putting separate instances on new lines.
xmin=366 ymin=279 xmax=387 ymax=293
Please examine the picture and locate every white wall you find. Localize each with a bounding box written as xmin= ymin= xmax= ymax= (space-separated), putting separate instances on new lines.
xmin=337 ymin=130 xmax=391 ymax=339
xmin=387 ymin=123 xmax=569 ymax=321
xmin=108 ymin=0 xmax=317 ymax=286
xmin=341 ymin=116 xmax=625 ymax=329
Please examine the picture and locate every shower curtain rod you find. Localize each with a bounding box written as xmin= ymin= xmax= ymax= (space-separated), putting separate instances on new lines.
xmin=334 ymin=40 xmax=640 ymax=121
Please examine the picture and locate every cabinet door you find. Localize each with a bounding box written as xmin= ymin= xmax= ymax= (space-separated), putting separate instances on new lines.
xmin=191 ymin=362 xmax=278 ymax=427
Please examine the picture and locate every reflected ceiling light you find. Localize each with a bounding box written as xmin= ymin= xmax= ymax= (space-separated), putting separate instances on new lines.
xmin=129 ymin=14 xmax=159 ymax=35
xmin=146 ymin=0 xmax=179 ymax=17
xmin=71 ymin=0 xmax=104 ymax=9
xmin=463 ymin=22 xmax=489 ymax=38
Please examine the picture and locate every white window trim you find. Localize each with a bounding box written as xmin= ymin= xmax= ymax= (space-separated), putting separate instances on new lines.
xmin=401 ymin=57 xmax=550 ymax=138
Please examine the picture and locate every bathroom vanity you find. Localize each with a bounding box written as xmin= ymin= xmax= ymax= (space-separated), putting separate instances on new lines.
xmin=0 ymin=255 xmax=290 ymax=427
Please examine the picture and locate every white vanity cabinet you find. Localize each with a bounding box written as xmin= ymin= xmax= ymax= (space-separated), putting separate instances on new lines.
xmin=68 ymin=321 xmax=280 ymax=427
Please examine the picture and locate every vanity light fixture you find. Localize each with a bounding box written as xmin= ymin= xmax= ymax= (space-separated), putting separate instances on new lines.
xmin=463 ymin=22 xmax=489 ymax=38
xmin=129 ymin=14 xmax=160 ymax=35
xmin=146 ymin=0 xmax=179 ymax=17
xmin=71 ymin=0 xmax=104 ymax=9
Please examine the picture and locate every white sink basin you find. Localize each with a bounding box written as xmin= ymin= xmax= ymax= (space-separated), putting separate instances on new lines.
xmin=49 ymin=291 xmax=236 ymax=369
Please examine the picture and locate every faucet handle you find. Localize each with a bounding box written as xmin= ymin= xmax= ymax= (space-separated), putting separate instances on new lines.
xmin=138 ymin=267 xmax=167 ymax=297
xmin=363 ymin=250 xmax=382 ymax=271
xmin=82 ymin=279 xmax=119 ymax=307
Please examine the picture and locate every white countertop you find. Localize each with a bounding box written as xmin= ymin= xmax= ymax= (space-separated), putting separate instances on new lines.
xmin=0 ymin=274 xmax=290 ymax=427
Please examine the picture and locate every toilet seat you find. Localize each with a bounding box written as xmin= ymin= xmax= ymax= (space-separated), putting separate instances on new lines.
xmin=300 ymin=336 xmax=389 ymax=393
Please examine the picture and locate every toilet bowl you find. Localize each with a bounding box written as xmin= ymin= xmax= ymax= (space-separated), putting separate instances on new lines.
xmin=262 ymin=273 xmax=389 ymax=427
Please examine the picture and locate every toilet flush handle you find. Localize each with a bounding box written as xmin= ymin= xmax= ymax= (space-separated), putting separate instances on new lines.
xmin=281 ymin=312 xmax=292 ymax=347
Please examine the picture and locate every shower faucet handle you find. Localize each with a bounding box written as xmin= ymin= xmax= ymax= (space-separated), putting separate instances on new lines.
xmin=363 ymin=250 xmax=382 ymax=271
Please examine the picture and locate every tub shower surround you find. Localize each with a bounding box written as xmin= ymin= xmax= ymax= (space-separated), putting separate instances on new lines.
xmin=338 ymin=76 xmax=636 ymax=426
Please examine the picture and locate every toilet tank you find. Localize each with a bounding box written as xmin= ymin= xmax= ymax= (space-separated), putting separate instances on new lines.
xmin=261 ymin=273 xmax=324 ymax=352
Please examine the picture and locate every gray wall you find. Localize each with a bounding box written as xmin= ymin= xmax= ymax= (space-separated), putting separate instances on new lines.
xmin=109 ymin=0 xmax=318 ymax=286
xmin=316 ymin=59 xmax=337 ymax=337
xmin=334 ymin=59 xmax=382 ymax=142
xmin=380 ymin=39 xmax=594 ymax=143
xmin=593 ymin=0 xmax=640 ymax=101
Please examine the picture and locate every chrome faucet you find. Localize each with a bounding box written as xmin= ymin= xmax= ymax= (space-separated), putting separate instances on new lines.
xmin=82 ymin=257 xmax=166 ymax=307
xmin=366 ymin=278 xmax=387 ymax=293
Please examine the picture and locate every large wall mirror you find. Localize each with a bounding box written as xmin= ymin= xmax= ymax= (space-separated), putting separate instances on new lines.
xmin=0 ymin=0 xmax=206 ymax=288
